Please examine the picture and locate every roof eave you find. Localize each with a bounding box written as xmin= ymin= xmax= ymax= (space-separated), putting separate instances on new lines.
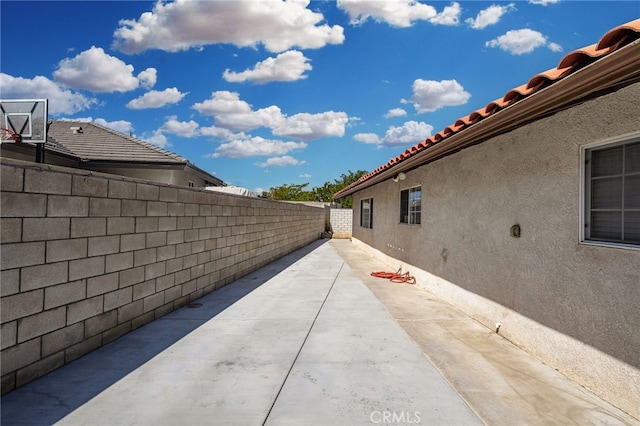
xmin=185 ymin=162 xmax=225 ymax=186
xmin=80 ymin=159 xmax=185 ymax=166
xmin=335 ymin=39 xmax=640 ymax=199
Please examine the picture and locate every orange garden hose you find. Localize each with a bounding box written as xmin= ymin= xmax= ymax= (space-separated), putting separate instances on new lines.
xmin=370 ymin=269 xmax=416 ymax=285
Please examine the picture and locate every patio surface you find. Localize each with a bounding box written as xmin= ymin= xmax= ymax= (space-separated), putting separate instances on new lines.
xmin=2 ymin=239 xmax=637 ymax=425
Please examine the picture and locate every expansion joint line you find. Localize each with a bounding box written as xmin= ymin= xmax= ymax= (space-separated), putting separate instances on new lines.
xmin=261 ymin=262 xmax=345 ymax=426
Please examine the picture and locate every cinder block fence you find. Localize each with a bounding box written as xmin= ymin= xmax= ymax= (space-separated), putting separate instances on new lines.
xmin=0 ymin=158 xmax=326 ymax=394
xmin=330 ymin=208 xmax=352 ymax=238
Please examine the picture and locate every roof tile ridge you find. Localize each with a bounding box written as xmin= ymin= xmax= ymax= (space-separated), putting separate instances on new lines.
xmin=558 ymin=43 xmax=605 ymax=69
xmin=397 ymin=19 xmax=640 ymax=169
xmin=527 ymin=66 xmax=574 ymax=89
xmin=46 ymin=129 xmax=83 ymax=158
xmin=87 ymin=121 xmax=188 ymax=163
xmin=334 ymin=19 xmax=640 ymax=200
xmin=559 ymin=19 xmax=640 ymax=69
xmin=597 ymin=18 xmax=640 ymax=50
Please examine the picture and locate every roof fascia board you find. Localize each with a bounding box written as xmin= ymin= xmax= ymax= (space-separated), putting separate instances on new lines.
xmin=83 ymin=161 xmax=184 ymax=169
xmin=4 ymin=142 xmax=78 ymax=161
xmin=338 ymin=40 xmax=640 ymax=198
xmin=185 ymin=163 xmax=224 ymax=185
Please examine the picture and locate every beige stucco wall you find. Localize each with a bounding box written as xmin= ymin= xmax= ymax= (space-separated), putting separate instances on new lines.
xmin=351 ymin=82 xmax=640 ymax=418
xmin=87 ymin=166 xmax=210 ymax=188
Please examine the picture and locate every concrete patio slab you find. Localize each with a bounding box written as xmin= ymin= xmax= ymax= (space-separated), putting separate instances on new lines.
xmin=264 ymin=261 xmax=480 ymax=425
xmin=332 ymin=239 xmax=639 ymax=426
xmin=1 ymin=239 xmax=637 ymax=426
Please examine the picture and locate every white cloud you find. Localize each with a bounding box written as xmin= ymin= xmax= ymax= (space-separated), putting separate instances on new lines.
xmin=355 ymin=121 xmax=432 ymax=147
xmin=299 ymin=173 xmax=312 ymax=178
xmin=346 ymin=116 xmax=362 ymax=127
xmin=136 ymin=68 xmax=157 ymax=89
xmin=113 ymin=0 xmax=344 ymax=54
xmin=354 ymin=133 xmax=381 ymax=144
xmin=194 ymin=91 xmax=349 ymax=140
xmin=57 ymin=116 xmax=93 ymax=122
xmin=528 ymin=0 xmax=559 ymax=5
xmin=127 ymin=87 xmax=187 ymax=109
xmin=548 ymin=42 xmax=563 ymax=53
xmin=199 ymin=125 xmax=246 ymax=141
xmin=223 ymin=50 xmax=312 ymax=84
xmin=0 ymin=73 xmax=96 ymax=115
xmin=465 ymin=3 xmax=515 ymax=30
xmin=256 ymin=156 xmax=305 ymax=168
xmin=402 ymin=79 xmax=470 ymax=113
xmin=217 ymin=105 xmax=284 ymax=132
xmin=384 ymin=108 xmax=407 ymax=118
xmin=160 ymin=116 xmax=199 ymax=137
xmin=273 ymin=111 xmax=349 ymax=140
xmin=337 ymin=0 xmax=461 ymax=27
xmin=193 ymin=91 xmax=253 ymax=115
xmin=212 ymin=136 xmax=307 ymax=158
xmin=429 ymin=2 xmax=462 ymax=26
xmin=144 ymin=130 xmax=170 ymax=148
xmin=194 ymin=91 xmax=282 ymax=132
xmin=338 ymin=0 xmax=436 ymax=27
xmin=53 ymin=46 xmax=156 ymax=93
xmin=94 ymin=118 xmax=133 ymax=135
xmin=485 ymin=28 xmax=558 ymax=55
xmin=381 ymin=121 xmax=433 ymax=146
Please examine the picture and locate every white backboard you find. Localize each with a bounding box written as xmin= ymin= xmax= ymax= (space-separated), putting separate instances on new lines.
xmin=0 ymin=99 xmax=48 ymax=143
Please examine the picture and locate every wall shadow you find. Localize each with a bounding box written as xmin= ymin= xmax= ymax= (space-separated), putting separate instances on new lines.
xmin=1 ymin=239 xmax=329 ymax=426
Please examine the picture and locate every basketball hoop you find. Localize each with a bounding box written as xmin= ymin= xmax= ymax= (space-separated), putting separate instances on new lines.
xmin=1 ymin=127 xmax=22 ymax=143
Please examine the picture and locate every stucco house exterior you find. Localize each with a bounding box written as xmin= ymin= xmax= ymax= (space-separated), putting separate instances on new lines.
xmin=335 ymin=20 xmax=640 ymax=418
xmin=1 ymin=120 xmax=224 ymax=188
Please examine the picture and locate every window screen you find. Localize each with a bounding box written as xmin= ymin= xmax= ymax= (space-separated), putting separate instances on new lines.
xmin=360 ymin=198 xmax=373 ymax=229
xmin=585 ymin=140 xmax=640 ymax=245
xmin=400 ymin=187 xmax=421 ymax=225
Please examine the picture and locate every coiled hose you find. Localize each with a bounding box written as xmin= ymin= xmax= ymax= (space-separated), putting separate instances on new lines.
xmin=370 ymin=269 xmax=416 ymax=285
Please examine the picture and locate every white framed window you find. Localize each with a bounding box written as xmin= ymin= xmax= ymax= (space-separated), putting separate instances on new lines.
xmin=360 ymin=198 xmax=373 ymax=229
xmin=188 ymin=181 xmax=195 ymax=187
xmin=581 ymin=133 xmax=640 ymax=248
xmin=400 ymin=186 xmax=421 ymax=225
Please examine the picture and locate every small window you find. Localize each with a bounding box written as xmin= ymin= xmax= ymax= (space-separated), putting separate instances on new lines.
xmin=583 ymin=137 xmax=640 ymax=246
xmin=400 ymin=186 xmax=421 ymax=225
xmin=360 ymin=198 xmax=373 ymax=229
xmin=188 ymin=181 xmax=195 ymax=187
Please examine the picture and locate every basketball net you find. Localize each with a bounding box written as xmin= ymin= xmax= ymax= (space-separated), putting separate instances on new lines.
xmin=0 ymin=128 xmax=22 ymax=143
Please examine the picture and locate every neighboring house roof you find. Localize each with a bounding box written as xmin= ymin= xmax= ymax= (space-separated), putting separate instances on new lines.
xmin=48 ymin=120 xmax=188 ymax=164
xmin=205 ymin=185 xmax=259 ymax=197
xmin=334 ymin=19 xmax=640 ymax=199
xmin=45 ymin=120 xmax=224 ymax=186
xmin=40 ymin=134 xmax=78 ymax=159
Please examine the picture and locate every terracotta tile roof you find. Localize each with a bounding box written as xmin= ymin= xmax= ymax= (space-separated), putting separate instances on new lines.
xmin=47 ymin=120 xmax=189 ymax=164
xmin=335 ymin=19 xmax=640 ymax=199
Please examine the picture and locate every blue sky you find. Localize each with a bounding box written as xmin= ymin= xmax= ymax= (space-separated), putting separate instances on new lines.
xmin=1 ymin=1 xmax=638 ymax=193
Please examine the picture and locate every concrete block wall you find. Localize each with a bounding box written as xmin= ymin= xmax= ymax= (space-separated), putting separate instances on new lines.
xmin=0 ymin=158 xmax=326 ymax=394
xmin=329 ymin=208 xmax=352 ymax=238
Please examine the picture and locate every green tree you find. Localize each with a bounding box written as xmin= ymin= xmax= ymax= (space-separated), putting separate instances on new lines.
xmin=312 ymin=181 xmax=338 ymax=202
xmin=326 ymin=170 xmax=367 ymax=208
xmin=261 ymin=169 xmax=367 ymax=208
xmin=261 ymin=183 xmax=315 ymax=201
